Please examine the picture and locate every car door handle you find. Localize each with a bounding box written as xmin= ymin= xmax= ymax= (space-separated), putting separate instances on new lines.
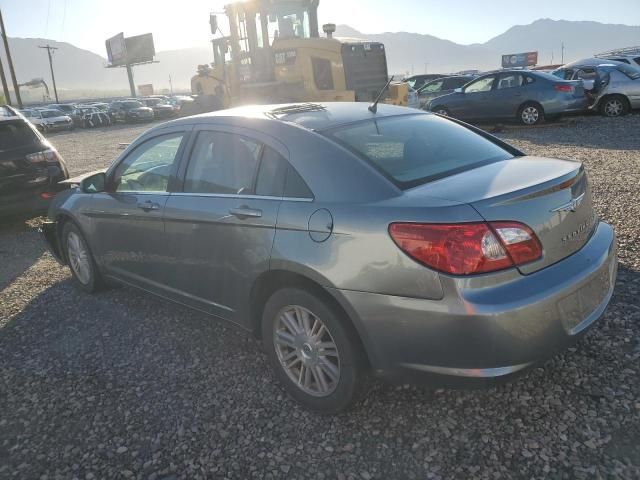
xmin=137 ymin=201 xmax=160 ymax=211
xmin=229 ymin=206 xmax=262 ymax=219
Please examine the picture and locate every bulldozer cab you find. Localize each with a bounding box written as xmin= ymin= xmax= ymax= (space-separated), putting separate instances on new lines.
xmin=221 ymin=0 xmax=319 ymax=87
xmin=190 ymin=0 xmax=406 ymax=110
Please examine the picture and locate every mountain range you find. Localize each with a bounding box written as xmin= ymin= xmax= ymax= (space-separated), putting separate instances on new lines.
xmin=2 ymin=18 xmax=639 ymax=102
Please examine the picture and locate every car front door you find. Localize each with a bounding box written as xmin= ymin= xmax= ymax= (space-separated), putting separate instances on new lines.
xmin=88 ymin=129 xmax=189 ymax=289
xmin=491 ymin=72 xmax=526 ymax=118
xmin=457 ymin=75 xmax=496 ymax=119
xmin=162 ymin=127 xmax=285 ymax=323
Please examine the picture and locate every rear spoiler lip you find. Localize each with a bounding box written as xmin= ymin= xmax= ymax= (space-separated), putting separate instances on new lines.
xmin=59 ymin=169 xmax=107 ymax=185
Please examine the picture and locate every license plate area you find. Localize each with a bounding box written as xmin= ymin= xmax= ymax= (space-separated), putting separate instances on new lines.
xmin=557 ymin=267 xmax=610 ymax=334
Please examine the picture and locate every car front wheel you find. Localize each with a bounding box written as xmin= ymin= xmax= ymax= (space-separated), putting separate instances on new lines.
xmin=262 ymin=287 xmax=368 ymax=413
xmin=432 ymin=106 xmax=450 ymax=116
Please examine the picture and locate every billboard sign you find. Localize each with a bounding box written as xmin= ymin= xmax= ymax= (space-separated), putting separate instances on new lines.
xmin=501 ymin=51 xmax=538 ymax=68
xmin=106 ymin=32 xmax=155 ymax=66
xmin=138 ymin=84 xmax=154 ymax=96
xmin=106 ymin=33 xmax=127 ymax=67
xmin=125 ymin=33 xmax=155 ymax=64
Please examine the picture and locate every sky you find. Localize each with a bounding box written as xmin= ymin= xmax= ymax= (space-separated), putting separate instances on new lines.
xmin=0 ymin=0 xmax=638 ymax=57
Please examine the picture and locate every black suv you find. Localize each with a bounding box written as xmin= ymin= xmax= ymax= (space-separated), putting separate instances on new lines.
xmin=108 ymin=100 xmax=154 ymax=123
xmin=0 ymin=106 xmax=69 ymax=217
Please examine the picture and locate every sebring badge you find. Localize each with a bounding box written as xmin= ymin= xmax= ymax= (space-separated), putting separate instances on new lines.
xmin=551 ymin=192 xmax=585 ymax=213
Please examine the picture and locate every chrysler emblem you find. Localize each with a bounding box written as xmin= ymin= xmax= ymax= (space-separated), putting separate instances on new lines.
xmin=551 ymin=193 xmax=585 ymax=213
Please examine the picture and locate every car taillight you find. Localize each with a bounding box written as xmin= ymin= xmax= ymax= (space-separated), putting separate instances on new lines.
xmin=25 ymin=148 xmax=63 ymax=165
xmin=554 ymin=84 xmax=573 ymax=93
xmin=388 ymin=221 xmax=542 ymax=275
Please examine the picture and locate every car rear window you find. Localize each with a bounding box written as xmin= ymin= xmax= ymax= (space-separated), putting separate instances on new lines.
xmin=323 ymin=114 xmax=513 ymax=189
xmin=0 ymin=120 xmax=40 ymax=150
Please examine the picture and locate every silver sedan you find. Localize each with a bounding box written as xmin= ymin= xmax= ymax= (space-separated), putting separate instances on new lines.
xmin=42 ymin=103 xmax=617 ymax=412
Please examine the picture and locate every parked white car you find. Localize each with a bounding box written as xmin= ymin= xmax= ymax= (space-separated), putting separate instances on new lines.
xmin=23 ymin=109 xmax=74 ymax=132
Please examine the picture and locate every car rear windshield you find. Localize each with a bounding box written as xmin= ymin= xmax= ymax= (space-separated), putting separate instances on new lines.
xmin=323 ymin=114 xmax=514 ymax=189
xmin=0 ymin=121 xmax=39 ymax=150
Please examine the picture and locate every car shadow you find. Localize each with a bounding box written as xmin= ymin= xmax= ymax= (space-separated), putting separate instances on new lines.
xmin=0 ymin=216 xmax=46 ymax=291
xmin=1 ymin=261 xmax=637 ymax=474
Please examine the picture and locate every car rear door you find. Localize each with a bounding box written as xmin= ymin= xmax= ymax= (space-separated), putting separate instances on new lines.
xmin=89 ymin=128 xmax=190 ymax=288
xmin=162 ymin=127 xmax=285 ymax=324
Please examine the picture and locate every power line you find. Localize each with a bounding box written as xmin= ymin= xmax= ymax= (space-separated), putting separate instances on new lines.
xmin=38 ymin=44 xmax=59 ymax=103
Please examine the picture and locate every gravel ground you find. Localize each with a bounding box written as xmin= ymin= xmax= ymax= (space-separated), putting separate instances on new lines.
xmin=1 ymin=115 xmax=639 ymax=479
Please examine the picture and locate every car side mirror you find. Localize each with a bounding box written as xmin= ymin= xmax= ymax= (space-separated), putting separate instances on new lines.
xmin=454 ymin=88 xmax=463 ymax=93
xmin=80 ymin=172 xmax=106 ymax=194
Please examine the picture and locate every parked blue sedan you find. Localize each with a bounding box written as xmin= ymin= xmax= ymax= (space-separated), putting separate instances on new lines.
xmin=425 ymin=70 xmax=588 ymax=125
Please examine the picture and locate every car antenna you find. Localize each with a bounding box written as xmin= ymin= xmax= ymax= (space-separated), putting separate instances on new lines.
xmin=368 ymin=75 xmax=394 ymax=114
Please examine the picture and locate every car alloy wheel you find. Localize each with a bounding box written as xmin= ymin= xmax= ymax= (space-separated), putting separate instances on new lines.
xmin=273 ymin=305 xmax=341 ymax=397
xmin=67 ymin=231 xmax=92 ymax=285
xmin=521 ymin=106 xmax=540 ymax=125
xmin=603 ymin=99 xmax=624 ymax=117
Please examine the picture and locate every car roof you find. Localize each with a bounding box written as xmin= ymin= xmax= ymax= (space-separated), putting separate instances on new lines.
xmin=559 ymin=57 xmax=627 ymax=69
xmin=169 ymin=102 xmax=422 ymax=131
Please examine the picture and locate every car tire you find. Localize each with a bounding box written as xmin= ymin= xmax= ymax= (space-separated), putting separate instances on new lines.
xmin=261 ymin=287 xmax=368 ymax=413
xmin=62 ymin=222 xmax=103 ymax=293
xmin=599 ymin=95 xmax=629 ymax=117
xmin=518 ymin=102 xmax=544 ymax=125
xmin=432 ymin=106 xmax=450 ymax=116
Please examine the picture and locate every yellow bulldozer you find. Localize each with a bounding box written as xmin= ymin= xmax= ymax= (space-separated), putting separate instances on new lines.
xmin=186 ymin=0 xmax=408 ymax=113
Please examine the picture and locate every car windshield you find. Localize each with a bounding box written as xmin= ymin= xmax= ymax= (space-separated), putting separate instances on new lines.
xmin=323 ymin=114 xmax=514 ymax=189
xmin=41 ymin=110 xmax=63 ymax=118
xmin=0 ymin=121 xmax=39 ymax=150
xmin=122 ymin=101 xmax=144 ymax=109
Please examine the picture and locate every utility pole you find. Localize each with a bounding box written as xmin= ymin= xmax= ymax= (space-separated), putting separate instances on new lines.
xmin=125 ymin=63 xmax=136 ymax=97
xmin=0 ymin=8 xmax=22 ymax=107
xmin=0 ymin=50 xmax=10 ymax=104
xmin=169 ymin=75 xmax=173 ymax=95
xmin=38 ymin=44 xmax=59 ymax=103
xmin=561 ymin=42 xmax=565 ymax=64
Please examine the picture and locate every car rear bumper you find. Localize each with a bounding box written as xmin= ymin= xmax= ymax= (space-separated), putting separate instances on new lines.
xmin=333 ymin=221 xmax=617 ymax=385
xmin=546 ymin=97 xmax=589 ymax=115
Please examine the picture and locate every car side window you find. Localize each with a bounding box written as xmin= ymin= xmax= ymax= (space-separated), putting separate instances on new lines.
xmin=576 ymin=69 xmax=596 ymax=81
xmin=255 ymin=146 xmax=287 ymax=197
xmin=113 ymin=133 xmax=185 ymax=193
xmin=465 ymin=76 xmax=495 ymax=93
xmin=184 ymin=131 xmax=261 ymax=195
xmin=254 ymin=146 xmax=313 ymax=199
xmin=422 ymin=80 xmax=443 ymax=92
xmin=497 ymin=74 xmax=523 ymax=89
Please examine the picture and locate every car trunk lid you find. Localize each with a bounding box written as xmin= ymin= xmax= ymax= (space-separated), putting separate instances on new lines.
xmin=416 ymin=156 xmax=596 ymax=274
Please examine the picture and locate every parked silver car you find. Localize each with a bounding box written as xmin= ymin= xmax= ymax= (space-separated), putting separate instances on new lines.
xmin=553 ymin=58 xmax=640 ymax=116
xmin=426 ymin=70 xmax=587 ymax=125
xmin=41 ymin=103 xmax=617 ymax=412
xmin=417 ymin=75 xmax=474 ymax=109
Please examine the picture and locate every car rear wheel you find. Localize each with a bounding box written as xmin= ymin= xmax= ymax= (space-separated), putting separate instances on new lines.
xmin=63 ymin=222 xmax=103 ymax=293
xmin=261 ymin=287 xmax=368 ymax=413
xmin=518 ymin=102 xmax=544 ymax=125
xmin=600 ymin=95 xmax=628 ymax=117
